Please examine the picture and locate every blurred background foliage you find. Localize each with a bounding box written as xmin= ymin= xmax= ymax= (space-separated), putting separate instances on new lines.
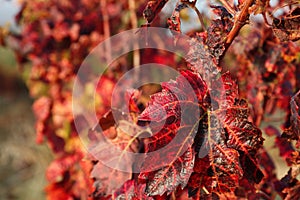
xmin=0 ymin=46 xmax=52 ymax=199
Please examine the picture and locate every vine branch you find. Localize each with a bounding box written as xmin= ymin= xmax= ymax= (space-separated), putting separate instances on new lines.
xmin=193 ymin=6 xmax=207 ymax=31
xmin=101 ymin=0 xmax=112 ymax=64
xmin=225 ymin=0 xmax=255 ymax=49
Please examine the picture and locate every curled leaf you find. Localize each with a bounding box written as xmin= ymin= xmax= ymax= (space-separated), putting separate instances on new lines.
xmin=282 ymin=90 xmax=300 ymax=147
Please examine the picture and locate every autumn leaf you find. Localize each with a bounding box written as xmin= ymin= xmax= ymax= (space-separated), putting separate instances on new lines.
xmin=138 ymin=70 xmax=205 ymax=196
xmin=137 ymin=68 xmax=263 ymax=197
xmin=209 ymin=75 xmax=264 ymax=191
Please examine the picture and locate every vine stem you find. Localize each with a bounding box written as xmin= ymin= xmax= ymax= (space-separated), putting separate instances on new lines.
xmin=225 ymin=0 xmax=255 ymax=49
xmin=101 ymin=0 xmax=112 ymax=65
xmin=129 ymin=0 xmax=141 ymax=83
xmin=129 ymin=0 xmax=140 ymax=69
xmin=193 ymin=6 xmax=207 ymax=31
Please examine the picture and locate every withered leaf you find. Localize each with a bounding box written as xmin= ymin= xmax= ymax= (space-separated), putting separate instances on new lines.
xmin=167 ymin=3 xmax=188 ymax=41
xmin=272 ymin=7 xmax=300 ymax=42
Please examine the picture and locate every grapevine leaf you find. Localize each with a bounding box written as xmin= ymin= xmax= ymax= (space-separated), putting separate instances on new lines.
xmin=212 ymin=76 xmax=264 ymax=187
xmin=33 ymin=96 xmax=52 ymax=122
xmin=283 ymin=153 xmax=300 ymax=200
xmin=283 ymin=183 xmax=300 ymax=200
xmin=89 ymin=130 xmax=133 ymax=197
xmin=138 ymin=70 xmax=206 ymax=196
xmin=222 ymin=99 xmax=264 ymax=154
xmin=207 ymin=113 xmax=244 ymax=193
xmin=33 ymin=96 xmax=52 ymax=144
xmin=188 ymin=73 xmax=263 ymax=197
xmin=46 ymin=153 xmax=82 ymax=183
xmin=139 ymin=69 xmax=264 ymax=197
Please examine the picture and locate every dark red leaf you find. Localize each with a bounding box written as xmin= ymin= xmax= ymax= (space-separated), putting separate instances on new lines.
xmin=138 ymin=70 xmax=206 ymax=196
xmin=139 ymin=68 xmax=263 ymax=197
xmin=274 ymin=151 xmax=300 ymax=199
xmin=283 ymin=182 xmax=300 ymax=200
xmin=206 ymin=113 xmax=244 ymax=193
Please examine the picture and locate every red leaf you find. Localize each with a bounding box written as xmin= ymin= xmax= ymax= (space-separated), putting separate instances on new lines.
xmin=45 ymin=184 xmax=73 ymax=200
xmin=138 ymin=70 xmax=206 ymax=196
xmin=283 ymin=182 xmax=300 ymax=200
xmin=276 ymin=151 xmax=300 ymax=199
xmin=138 ymin=69 xmax=264 ymax=197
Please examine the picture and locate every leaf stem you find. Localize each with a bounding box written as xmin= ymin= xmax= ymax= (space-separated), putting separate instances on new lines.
xmin=193 ymin=6 xmax=207 ymax=31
